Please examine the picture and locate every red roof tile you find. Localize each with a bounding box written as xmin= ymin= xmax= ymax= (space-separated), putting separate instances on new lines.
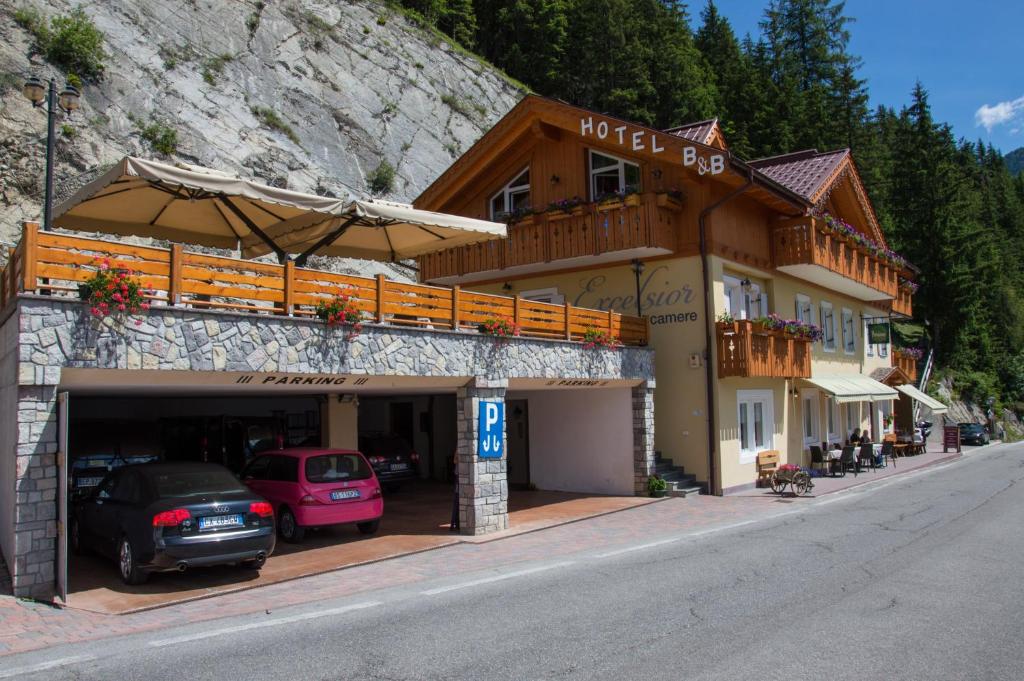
xmin=663 ymin=119 xmax=719 ymax=145
xmin=750 ymin=149 xmax=849 ymax=202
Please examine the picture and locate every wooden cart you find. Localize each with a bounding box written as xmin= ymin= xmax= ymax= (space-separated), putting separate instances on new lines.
xmin=770 ymin=466 xmax=814 ymax=496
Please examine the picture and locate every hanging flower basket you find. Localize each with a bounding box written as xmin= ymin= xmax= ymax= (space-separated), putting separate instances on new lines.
xmin=581 ymin=327 xmax=621 ymax=350
xmin=77 ymin=258 xmax=151 ymax=326
xmin=478 ymin=317 xmax=520 ymax=337
xmin=315 ymin=291 xmax=364 ymax=336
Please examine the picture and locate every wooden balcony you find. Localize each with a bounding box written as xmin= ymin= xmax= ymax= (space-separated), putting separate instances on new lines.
xmin=772 ymin=218 xmax=899 ymax=301
xmin=418 ymin=192 xmax=677 ymax=282
xmin=716 ymin=320 xmax=812 ymax=379
xmin=891 ymin=284 xmax=914 ymax=317
xmin=0 ymin=223 xmax=648 ymax=346
xmin=893 ymin=349 xmax=919 ymax=383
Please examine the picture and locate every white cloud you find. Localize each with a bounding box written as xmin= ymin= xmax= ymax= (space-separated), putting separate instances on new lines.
xmin=975 ymin=95 xmax=1024 ymax=132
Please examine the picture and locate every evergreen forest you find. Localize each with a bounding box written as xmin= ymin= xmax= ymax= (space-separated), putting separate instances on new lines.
xmin=398 ymin=0 xmax=1024 ymax=412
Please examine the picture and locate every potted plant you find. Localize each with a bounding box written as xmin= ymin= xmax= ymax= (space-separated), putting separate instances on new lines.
xmin=315 ymin=290 xmax=364 ymax=336
xmin=656 ymin=188 xmax=684 ymax=210
xmin=478 ymin=317 xmax=520 ymax=337
xmin=547 ymin=196 xmax=585 ymax=218
xmin=77 ymin=258 xmax=151 ymax=326
xmin=581 ymin=327 xmax=621 ymax=349
xmin=648 ymin=474 xmax=668 ymax=498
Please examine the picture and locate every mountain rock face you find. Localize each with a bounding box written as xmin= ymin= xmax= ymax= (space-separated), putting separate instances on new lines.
xmin=0 ymin=0 xmax=522 ymax=272
xmin=1006 ymin=147 xmax=1024 ymax=176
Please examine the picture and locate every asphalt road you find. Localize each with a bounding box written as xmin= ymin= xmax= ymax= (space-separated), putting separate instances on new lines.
xmin=4 ymin=442 xmax=1022 ymax=681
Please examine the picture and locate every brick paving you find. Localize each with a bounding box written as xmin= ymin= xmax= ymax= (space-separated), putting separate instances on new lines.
xmin=0 ymin=446 xmax=970 ymax=657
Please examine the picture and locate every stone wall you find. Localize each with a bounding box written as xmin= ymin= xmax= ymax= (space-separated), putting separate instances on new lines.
xmin=16 ymin=297 xmax=653 ymax=381
xmin=632 ymin=382 xmax=657 ymax=495
xmin=456 ymin=379 xmax=509 ymax=535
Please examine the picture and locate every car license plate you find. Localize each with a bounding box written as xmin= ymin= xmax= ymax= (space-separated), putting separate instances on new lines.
xmin=76 ymin=477 xmax=104 ymax=488
xmin=198 ymin=514 xmax=244 ymax=531
xmin=390 ymin=463 xmax=409 ymax=471
xmin=330 ymin=489 xmax=360 ymax=501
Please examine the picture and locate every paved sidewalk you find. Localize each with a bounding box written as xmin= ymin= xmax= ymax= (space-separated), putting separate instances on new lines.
xmin=0 ymin=442 xmax=978 ymax=658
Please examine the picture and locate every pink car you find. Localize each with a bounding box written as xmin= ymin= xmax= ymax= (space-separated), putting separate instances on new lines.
xmin=240 ymin=449 xmax=383 ymax=543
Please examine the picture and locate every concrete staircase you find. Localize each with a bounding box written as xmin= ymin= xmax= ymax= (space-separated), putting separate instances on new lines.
xmin=653 ymin=452 xmax=703 ymax=497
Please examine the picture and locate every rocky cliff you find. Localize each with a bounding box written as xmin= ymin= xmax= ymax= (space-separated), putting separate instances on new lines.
xmin=0 ymin=0 xmax=523 ymax=273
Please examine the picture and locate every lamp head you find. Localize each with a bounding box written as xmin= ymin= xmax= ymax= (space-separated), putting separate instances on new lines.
xmin=22 ymin=76 xmax=45 ymax=106
xmin=631 ymin=259 xmax=645 ymax=274
xmin=58 ymin=84 xmax=81 ymax=112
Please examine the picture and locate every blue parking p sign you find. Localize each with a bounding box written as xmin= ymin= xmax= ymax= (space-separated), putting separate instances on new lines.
xmin=478 ymin=400 xmax=504 ymax=459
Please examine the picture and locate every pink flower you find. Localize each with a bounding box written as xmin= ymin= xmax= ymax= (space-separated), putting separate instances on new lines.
xmin=90 ymin=307 xmax=100 ymax=316
xmin=99 ymin=259 xmax=110 ymax=271
xmin=118 ymin=304 xmax=126 ymax=311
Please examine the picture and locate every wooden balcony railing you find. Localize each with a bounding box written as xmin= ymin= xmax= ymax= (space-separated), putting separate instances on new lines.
xmin=0 ymin=223 xmax=648 ymax=346
xmin=772 ymin=218 xmax=899 ymax=299
xmin=893 ymin=350 xmax=919 ymax=383
xmin=891 ymin=285 xmax=913 ymax=317
xmin=716 ymin=320 xmax=812 ymax=379
xmin=418 ymin=192 xmax=678 ymax=281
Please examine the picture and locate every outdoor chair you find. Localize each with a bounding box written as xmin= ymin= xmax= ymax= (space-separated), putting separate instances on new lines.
xmin=809 ymin=445 xmax=831 ymax=477
xmin=756 ymin=450 xmax=780 ymax=487
xmin=838 ymin=445 xmax=857 ymax=477
xmin=881 ymin=441 xmax=896 ymax=468
xmin=858 ymin=443 xmax=876 ymax=470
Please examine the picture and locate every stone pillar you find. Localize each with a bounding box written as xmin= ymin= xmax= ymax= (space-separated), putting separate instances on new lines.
xmin=321 ymin=396 xmax=359 ymax=450
xmin=13 ymin=384 xmax=59 ymax=600
xmin=632 ymin=380 xmax=656 ymax=495
xmin=455 ymin=377 xmax=508 ymax=535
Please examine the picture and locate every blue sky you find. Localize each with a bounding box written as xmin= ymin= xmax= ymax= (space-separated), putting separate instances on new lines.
xmin=705 ymin=1 xmax=1024 ymax=154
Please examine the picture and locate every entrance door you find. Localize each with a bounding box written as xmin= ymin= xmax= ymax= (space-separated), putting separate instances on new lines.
xmin=56 ymin=391 xmax=69 ymax=603
xmin=507 ymin=400 xmax=530 ymax=488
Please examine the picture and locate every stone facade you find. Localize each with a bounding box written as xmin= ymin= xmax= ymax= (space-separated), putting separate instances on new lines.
xmin=2 ymin=296 xmax=656 ymax=598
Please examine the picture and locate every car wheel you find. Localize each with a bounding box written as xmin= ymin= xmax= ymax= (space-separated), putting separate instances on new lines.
xmin=278 ymin=507 xmax=305 ymax=543
xmin=70 ymin=518 xmax=83 ymax=556
xmin=118 ymin=537 xmax=148 ymax=585
xmin=357 ymin=519 xmax=380 ymax=535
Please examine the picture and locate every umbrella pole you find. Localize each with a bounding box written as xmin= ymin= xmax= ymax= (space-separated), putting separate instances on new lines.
xmin=218 ymin=196 xmax=289 ymax=263
xmin=294 ymin=216 xmax=360 ymax=267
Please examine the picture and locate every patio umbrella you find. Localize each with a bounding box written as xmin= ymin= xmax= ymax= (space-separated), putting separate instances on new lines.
xmin=53 ymin=157 xmax=505 ymax=265
xmin=241 ymin=198 xmax=507 ymax=265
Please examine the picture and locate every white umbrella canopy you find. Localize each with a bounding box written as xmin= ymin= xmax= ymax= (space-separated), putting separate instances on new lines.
xmin=244 ymin=199 xmax=508 ymax=265
xmin=52 ymin=157 xmax=349 ymax=261
xmin=52 ymin=157 xmax=506 ymax=264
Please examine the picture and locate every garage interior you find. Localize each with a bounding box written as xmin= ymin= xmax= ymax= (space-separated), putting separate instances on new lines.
xmin=63 ymin=385 xmax=652 ymax=614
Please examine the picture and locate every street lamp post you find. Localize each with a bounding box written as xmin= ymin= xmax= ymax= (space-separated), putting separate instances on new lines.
xmin=21 ymin=76 xmax=81 ymax=230
xmin=630 ymin=259 xmax=645 ymax=318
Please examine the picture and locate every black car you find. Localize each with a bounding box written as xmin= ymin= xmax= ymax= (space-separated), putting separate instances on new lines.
xmin=357 ymin=434 xmax=420 ymax=488
xmin=958 ymin=423 xmax=989 ymax=446
xmin=71 ymin=462 xmax=276 ymax=585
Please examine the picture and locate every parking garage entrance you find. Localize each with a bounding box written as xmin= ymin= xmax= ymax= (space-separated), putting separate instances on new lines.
xmin=55 ymin=371 xmax=652 ymax=613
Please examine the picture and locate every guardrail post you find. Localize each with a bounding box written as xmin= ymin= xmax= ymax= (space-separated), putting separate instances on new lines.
xmin=283 ymin=260 xmax=295 ymax=315
xmin=514 ymin=294 xmax=522 ymax=327
xmin=607 ymin=309 xmax=615 ymax=337
xmin=375 ymin=273 xmax=386 ymax=323
xmin=564 ymin=303 xmax=572 ymax=340
xmin=6 ymin=248 xmax=14 ymax=302
xmin=21 ymin=222 xmax=38 ymax=294
xmin=168 ymin=244 xmax=183 ymax=306
xmin=451 ymin=285 xmax=461 ymax=330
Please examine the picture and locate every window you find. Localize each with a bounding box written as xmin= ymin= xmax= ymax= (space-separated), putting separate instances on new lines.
xmin=841 ymin=308 xmax=855 ymax=354
xmin=723 ymin=276 xmax=768 ymax=320
xmin=801 ymin=389 xmax=819 ymax=445
xmin=865 ymin=321 xmax=874 ymax=357
xmin=242 ymin=456 xmax=271 ymax=481
xmin=795 ymin=294 xmax=814 ymax=325
xmin=820 ymin=301 xmax=836 ymax=351
xmin=268 ymin=455 xmax=299 ymax=483
xmin=589 ymin=150 xmax=640 ymax=199
xmin=489 ymin=167 xmax=530 ymax=219
xmin=737 ymin=390 xmax=774 ymax=463
xmin=111 ymin=471 xmax=142 ymax=504
xmin=826 ymin=399 xmax=839 ymax=444
xmin=846 ymin=402 xmax=859 ymax=438
xmin=520 ymin=287 xmax=565 ymax=305
xmin=305 ymin=454 xmax=373 ymax=483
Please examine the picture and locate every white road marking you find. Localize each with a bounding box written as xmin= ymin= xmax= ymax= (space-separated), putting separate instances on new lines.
xmin=147 ymin=601 xmax=380 ymax=647
xmin=596 ymin=536 xmax=683 ymax=558
xmin=421 ymin=561 xmax=575 ymax=595
xmin=0 ymin=654 xmax=97 ymax=679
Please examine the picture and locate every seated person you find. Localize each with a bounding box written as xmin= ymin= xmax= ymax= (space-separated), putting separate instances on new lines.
xmin=861 ymin=430 xmax=873 ymax=444
xmin=848 ymin=428 xmax=862 ymax=446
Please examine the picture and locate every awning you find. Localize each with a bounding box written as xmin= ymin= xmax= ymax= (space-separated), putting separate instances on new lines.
xmin=895 ymin=384 xmax=949 ymax=414
xmin=801 ymin=375 xmax=899 ymax=403
xmin=53 ymin=157 xmax=506 ymax=264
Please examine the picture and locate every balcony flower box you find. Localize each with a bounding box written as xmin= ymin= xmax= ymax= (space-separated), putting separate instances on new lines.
xmin=655 ymin=191 xmax=684 ymax=211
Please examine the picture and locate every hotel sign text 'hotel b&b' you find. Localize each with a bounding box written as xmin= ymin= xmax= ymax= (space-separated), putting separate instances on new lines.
xmin=579 ymin=115 xmax=725 ymax=176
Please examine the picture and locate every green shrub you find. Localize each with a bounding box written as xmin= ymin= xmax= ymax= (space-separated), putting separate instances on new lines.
xmin=136 ymin=119 xmax=178 ymax=155
xmin=251 ymin=106 xmax=300 ymax=145
xmin=367 ymin=161 xmax=395 ymax=196
xmin=201 ymin=53 xmax=233 ymax=85
xmin=15 ymin=6 xmax=107 ymax=81
xmin=61 ymin=123 xmax=76 ymax=138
